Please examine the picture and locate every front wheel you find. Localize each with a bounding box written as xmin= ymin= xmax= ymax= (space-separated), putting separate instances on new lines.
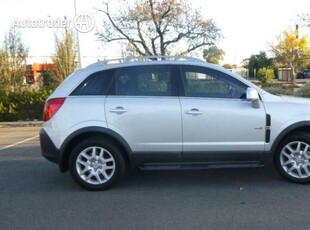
xmin=274 ymin=132 xmax=310 ymax=184
xmin=69 ymin=138 xmax=126 ymax=190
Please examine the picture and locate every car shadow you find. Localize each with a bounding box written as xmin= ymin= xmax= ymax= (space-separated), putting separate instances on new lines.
xmin=0 ymin=157 xmax=303 ymax=194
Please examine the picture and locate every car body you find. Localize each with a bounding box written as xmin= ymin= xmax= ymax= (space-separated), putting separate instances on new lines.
xmin=40 ymin=56 xmax=310 ymax=190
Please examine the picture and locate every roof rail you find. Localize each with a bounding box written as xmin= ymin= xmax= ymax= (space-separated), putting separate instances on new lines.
xmin=87 ymin=56 xmax=205 ymax=67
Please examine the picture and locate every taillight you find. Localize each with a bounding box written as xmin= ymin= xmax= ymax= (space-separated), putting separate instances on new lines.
xmin=43 ymin=98 xmax=66 ymax=121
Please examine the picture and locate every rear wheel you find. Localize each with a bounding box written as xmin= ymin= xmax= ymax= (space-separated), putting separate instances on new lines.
xmin=69 ymin=137 xmax=126 ymax=190
xmin=275 ymin=132 xmax=310 ymax=184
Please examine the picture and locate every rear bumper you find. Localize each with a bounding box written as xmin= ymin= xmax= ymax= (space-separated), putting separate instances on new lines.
xmin=40 ymin=128 xmax=60 ymax=164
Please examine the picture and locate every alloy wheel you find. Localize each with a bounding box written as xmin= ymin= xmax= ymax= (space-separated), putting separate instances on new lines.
xmin=280 ymin=141 xmax=310 ymax=179
xmin=76 ymin=146 xmax=115 ymax=185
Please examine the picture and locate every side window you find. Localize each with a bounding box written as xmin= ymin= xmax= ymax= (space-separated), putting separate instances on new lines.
xmin=114 ymin=66 xmax=173 ymax=96
xmin=182 ymin=66 xmax=247 ymax=99
xmin=71 ymin=69 xmax=115 ymax=95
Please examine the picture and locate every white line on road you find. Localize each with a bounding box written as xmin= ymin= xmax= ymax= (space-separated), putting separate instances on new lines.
xmin=0 ymin=135 xmax=39 ymax=152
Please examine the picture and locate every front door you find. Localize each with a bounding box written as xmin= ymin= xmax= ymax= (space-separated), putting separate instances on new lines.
xmin=180 ymin=66 xmax=266 ymax=162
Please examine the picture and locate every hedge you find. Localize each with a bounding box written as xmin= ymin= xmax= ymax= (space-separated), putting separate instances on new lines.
xmin=261 ymin=83 xmax=294 ymax=95
xmin=0 ymin=88 xmax=53 ymax=122
xmin=257 ymin=67 xmax=275 ymax=84
xmin=295 ymin=83 xmax=310 ymax=98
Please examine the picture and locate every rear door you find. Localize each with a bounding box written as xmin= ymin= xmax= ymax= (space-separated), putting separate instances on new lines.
xmin=105 ymin=65 xmax=182 ymax=161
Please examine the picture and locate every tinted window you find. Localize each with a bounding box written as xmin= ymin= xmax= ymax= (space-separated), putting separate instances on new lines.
xmin=71 ymin=69 xmax=115 ymax=95
xmin=114 ymin=66 xmax=173 ymax=96
xmin=182 ymin=66 xmax=247 ymax=99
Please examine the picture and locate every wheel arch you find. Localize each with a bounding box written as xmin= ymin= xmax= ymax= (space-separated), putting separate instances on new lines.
xmin=271 ymin=121 xmax=310 ymax=153
xmin=59 ymin=127 xmax=133 ymax=172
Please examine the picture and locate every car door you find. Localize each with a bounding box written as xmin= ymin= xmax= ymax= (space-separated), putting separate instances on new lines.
xmin=179 ymin=65 xmax=266 ymax=162
xmin=105 ymin=65 xmax=182 ymax=162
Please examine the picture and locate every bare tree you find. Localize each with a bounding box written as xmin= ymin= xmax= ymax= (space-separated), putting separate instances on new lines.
xmin=97 ymin=0 xmax=222 ymax=56
xmin=299 ymin=13 xmax=310 ymax=28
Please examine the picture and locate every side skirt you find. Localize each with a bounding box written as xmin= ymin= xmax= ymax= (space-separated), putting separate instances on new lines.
xmin=139 ymin=161 xmax=264 ymax=170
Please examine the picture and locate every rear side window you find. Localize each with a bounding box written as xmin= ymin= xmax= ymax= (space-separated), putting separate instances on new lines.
xmin=111 ymin=65 xmax=174 ymax=96
xmin=71 ymin=69 xmax=115 ymax=95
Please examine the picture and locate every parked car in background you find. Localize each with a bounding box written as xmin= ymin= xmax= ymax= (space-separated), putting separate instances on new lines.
xmin=298 ymin=69 xmax=310 ymax=79
xmin=40 ymin=56 xmax=310 ymax=190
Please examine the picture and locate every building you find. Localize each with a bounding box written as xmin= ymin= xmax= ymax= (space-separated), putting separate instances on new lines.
xmin=25 ymin=63 xmax=55 ymax=85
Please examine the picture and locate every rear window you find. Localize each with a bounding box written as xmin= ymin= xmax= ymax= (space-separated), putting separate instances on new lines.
xmin=111 ymin=65 xmax=173 ymax=96
xmin=71 ymin=69 xmax=115 ymax=95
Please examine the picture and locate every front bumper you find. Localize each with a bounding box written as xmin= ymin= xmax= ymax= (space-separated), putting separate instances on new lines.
xmin=40 ymin=128 xmax=60 ymax=164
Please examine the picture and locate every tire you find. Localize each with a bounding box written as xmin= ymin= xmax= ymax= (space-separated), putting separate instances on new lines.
xmin=274 ymin=132 xmax=310 ymax=184
xmin=69 ymin=137 xmax=126 ymax=190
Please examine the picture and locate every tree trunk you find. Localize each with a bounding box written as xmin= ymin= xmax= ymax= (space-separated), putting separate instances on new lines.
xmin=289 ymin=62 xmax=296 ymax=84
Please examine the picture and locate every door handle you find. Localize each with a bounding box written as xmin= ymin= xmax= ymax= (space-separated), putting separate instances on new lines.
xmin=185 ymin=108 xmax=203 ymax=115
xmin=109 ymin=106 xmax=128 ymax=114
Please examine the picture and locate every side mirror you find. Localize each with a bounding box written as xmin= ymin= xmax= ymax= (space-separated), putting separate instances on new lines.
xmin=246 ymin=88 xmax=260 ymax=109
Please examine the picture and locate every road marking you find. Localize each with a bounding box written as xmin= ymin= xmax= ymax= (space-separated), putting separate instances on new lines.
xmin=0 ymin=135 xmax=39 ymax=152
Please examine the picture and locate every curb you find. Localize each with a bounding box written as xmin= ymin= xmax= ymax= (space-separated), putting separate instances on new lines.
xmin=0 ymin=121 xmax=43 ymax=127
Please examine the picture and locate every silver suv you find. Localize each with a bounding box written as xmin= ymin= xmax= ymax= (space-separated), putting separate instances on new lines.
xmin=40 ymin=56 xmax=310 ymax=190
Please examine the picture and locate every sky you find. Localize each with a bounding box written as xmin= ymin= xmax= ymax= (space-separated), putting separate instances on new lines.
xmin=0 ymin=0 xmax=309 ymax=67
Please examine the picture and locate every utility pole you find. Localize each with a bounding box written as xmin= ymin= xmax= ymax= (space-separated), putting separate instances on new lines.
xmin=74 ymin=0 xmax=82 ymax=67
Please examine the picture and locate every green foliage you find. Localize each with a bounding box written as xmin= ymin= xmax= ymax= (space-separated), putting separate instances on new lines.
xmin=261 ymin=83 xmax=294 ymax=95
xmin=52 ymin=29 xmax=77 ymax=82
xmin=0 ymin=28 xmax=28 ymax=91
xmin=243 ymin=51 xmax=273 ymax=78
xmin=0 ymin=48 xmax=10 ymax=89
xmin=203 ymin=46 xmax=225 ymax=64
xmin=257 ymin=67 xmax=275 ymax=83
xmin=295 ymin=83 xmax=310 ymax=98
xmin=40 ymin=69 xmax=59 ymax=89
xmin=0 ymin=88 xmax=54 ymax=121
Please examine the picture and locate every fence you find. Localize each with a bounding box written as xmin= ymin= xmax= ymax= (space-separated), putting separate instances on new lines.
xmin=278 ymin=68 xmax=292 ymax=81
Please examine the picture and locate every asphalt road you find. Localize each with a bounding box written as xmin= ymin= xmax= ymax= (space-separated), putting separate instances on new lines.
xmin=1 ymin=126 xmax=310 ymax=230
